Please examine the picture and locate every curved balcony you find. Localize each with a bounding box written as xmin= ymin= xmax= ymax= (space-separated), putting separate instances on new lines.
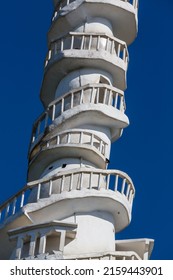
xmin=41 ymin=32 xmax=128 ymax=107
xmin=50 ymin=0 xmax=138 ymax=45
xmin=28 ymin=129 xmax=109 ymax=180
xmin=0 ymin=168 xmax=135 ymax=233
xmin=33 ymin=83 xmax=128 ymax=148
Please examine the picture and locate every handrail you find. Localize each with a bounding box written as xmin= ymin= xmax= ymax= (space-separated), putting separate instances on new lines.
xmin=0 ymin=168 xmax=135 ymax=225
xmin=66 ymin=251 xmax=141 ymax=260
xmin=45 ymin=32 xmax=128 ymax=67
xmin=29 ymin=129 xmax=108 ymax=161
xmin=31 ymin=83 xmax=125 ymax=145
xmin=52 ymin=0 xmax=139 ymax=21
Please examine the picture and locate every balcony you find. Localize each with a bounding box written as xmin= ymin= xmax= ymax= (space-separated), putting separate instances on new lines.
xmin=28 ymin=129 xmax=109 ymax=180
xmin=0 ymin=168 xmax=135 ymax=233
xmin=7 ymin=224 xmax=153 ymax=260
xmin=33 ymin=83 xmax=128 ymax=148
xmin=8 ymin=221 xmax=77 ymax=260
xmin=115 ymin=239 xmax=154 ymax=260
xmin=53 ymin=0 xmax=138 ymax=19
xmin=50 ymin=0 xmax=138 ymax=46
xmin=41 ymin=33 xmax=128 ymax=107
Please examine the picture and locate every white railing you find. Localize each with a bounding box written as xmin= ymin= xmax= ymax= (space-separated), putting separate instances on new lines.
xmin=52 ymin=0 xmax=138 ymax=21
xmin=29 ymin=130 xmax=108 ymax=161
xmin=31 ymin=83 xmax=125 ymax=145
xmin=25 ymin=251 xmax=141 ymax=260
xmin=9 ymin=222 xmax=77 ymax=260
xmin=52 ymin=0 xmax=76 ymax=21
xmin=45 ymin=32 xmax=128 ymax=67
xmin=0 ymin=168 xmax=135 ymax=225
xmin=66 ymin=251 xmax=141 ymax=260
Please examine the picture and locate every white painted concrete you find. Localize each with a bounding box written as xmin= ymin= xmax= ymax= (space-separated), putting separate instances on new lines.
xmin=0 ymin=0 xmax=154 ymax=261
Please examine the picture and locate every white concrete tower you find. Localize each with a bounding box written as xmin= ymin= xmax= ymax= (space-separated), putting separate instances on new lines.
xmin=0 ymin=0 xmax=154 ymax=260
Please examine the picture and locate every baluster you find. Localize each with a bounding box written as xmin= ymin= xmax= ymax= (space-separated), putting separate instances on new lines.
xmin=111 ymin=40 xmax=114 ymax=54
xmin=103 ymin=88 xmax=107 ymax=104
xmin=70 ymin=35 xmax=74 ymax=49
xmin=106 ymin=37 xmax=110 ymax=51
xmin=57 ymin=135 xmax=60 ymax=145
xmin=117 ymin=44 xmax=121 ymax=57
xmin=79 ymin=173 xmax=83 ymax=190
xmin=79 ymin=131 xmax=83 ymax=144
xmin=135 ymin=0 xmax=137 ymax=8
xmin=38 ymin=234 xmax=47 ymax=255
xmin=29 ymin=234 xmax=37 ymax=257
xmin=36 ymin=183 xmax=41 ymax=201
xmin=89 ymin=172 xmax=93 ymax=189
xmin=20 ymin=191 xmax=25 ymax=208
xmin=90 ymin=87 xmax=94 ymax=102
xmin=123 ymin=47 xmax=126 ymax=62
xmin=32 ymin=133 xmax=36 ymax=143
xmin=98 ymin=173 xmax=101 ymax=190
xmin=108 ymin=90 xmax=112 ymax=105
xmin=60 ymin=176 xmax=65 ymax=193
xmin=70 ymin=92 xmax=74 ymax=108
xmin=46 ymin=140 xmax=50 ymax=148
xmin=128 ymin=190 xmax=132 ymax=203
xmin=61 ymin=39 xmax=64 ymax=51
xmin=88 ymin=35 xmax=92 ymax=50
xmin=136 ymin=0 xmax=139 ymax=9
xmin=130 ymin=191 xmax=134 ymax=204
xmin=67 ymin=132 xmax=71 ymax=144
xmin=52 ymin=12 xmax=55 ymax=21
xmin=80 ymin=89 xmax=84 ymax=104
xmin=48 ymin=50 xmax=51 ymax=60
xmin=121 ymin=178 xmax=126 ymax=194
xmin=106 ymin=174 xmax=110 ymax=190
xmin=0 ymin=211 xmax=1 ymax=221
xmin=69 ymin=173 xmax=73 ymax=191
xmin=15 ymin=237 xmax=24 ymax=260
xmin=99 ymin=140 xmax=103 ymax=153
xmin=61 ymin=98 xmax=64 ymax=113
xmin=52 ymin=104 xmax=56 ymax=120
xmin=96 ymin=88 xmax=99 ymax=103
xmin=120 ymin=95 xmax=124 ymax=111
xmin=96 ymin=35 xmax=100 ymax=50
xmin=81 ymin=35 xmax=85 ymax=49
xmin=126 ymin=183 xmax=131 ymax=199
xmin=5 ymin=203 xmax=10 ymax=218
xmin=12 ymin=197 xmax=17 ymax=215
xmin=49 ymin=180 xmax=53 ymax=196
xmin=114 ymin=175 xmax=119 ymax=191
xmin=126 ymin=54 xmax=128 ymax=64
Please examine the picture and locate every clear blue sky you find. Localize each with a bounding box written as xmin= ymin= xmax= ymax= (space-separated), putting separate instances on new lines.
xmin=0 ymin=1 xmax=172 ymax=260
